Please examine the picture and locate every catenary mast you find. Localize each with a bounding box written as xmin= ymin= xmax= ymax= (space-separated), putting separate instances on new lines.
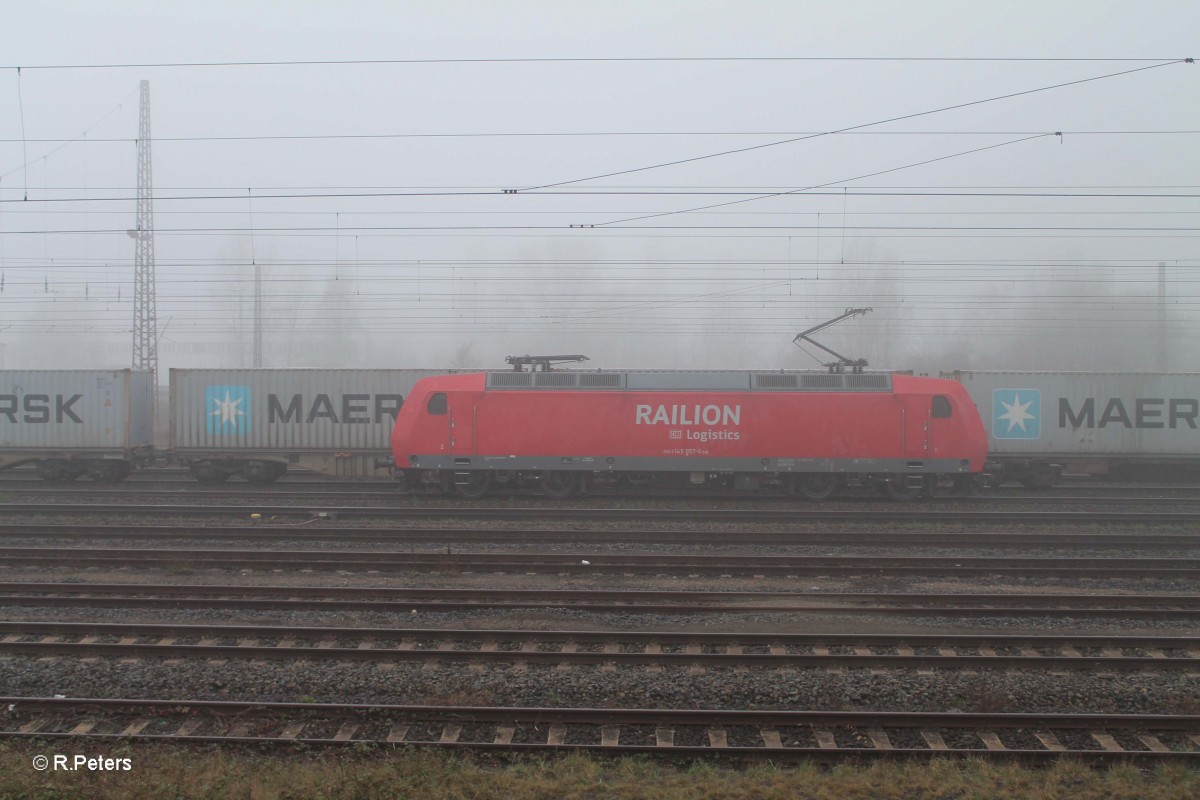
xmin=131 ymin=79 xmax=158 ymax=397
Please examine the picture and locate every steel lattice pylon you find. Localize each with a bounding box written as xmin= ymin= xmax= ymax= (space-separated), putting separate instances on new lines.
xmin=131 ymin=79 xmax=157 ymax=393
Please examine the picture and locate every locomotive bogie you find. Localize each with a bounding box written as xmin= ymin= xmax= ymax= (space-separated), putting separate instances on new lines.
xmin=182 ymin=458 xmax=290 ymax=484
xmin=395 ymin=466 xmax=983 ymax=499
xmin=33 ymin=458 xmax=134 ymax=484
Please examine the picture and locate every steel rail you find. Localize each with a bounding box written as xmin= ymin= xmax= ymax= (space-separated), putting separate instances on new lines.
xmin=2 ymin=522 xmax=1198 ymax=549
xmin=4 ymin=502 xmax=1200 ymax=524
xmin=6 ymin=581 xmax=1198 ymax=603
xmin=3 ymin=641 xmax=1195 ymax=672
xmin=1 ymin=622 xmax=1197 ymax=671
xmin=4 ymin=546 xmax=1200 ymax=577
xmin=2 ymin=620 xmax=1196 ymax=648
xmin=3 ymin=697 xmax=1197 ymax=761
xmin=1 ymin=582 xmax=1197 ymax=617
xmin=3 ymin=469 xmax=1196 ymax=491
xmin=6 ymin=485 xmax=1200 ymax=505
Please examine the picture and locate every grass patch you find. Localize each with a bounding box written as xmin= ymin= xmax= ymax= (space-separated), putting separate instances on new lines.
xmin=1 ymin=743 xmax=1198 ymax=800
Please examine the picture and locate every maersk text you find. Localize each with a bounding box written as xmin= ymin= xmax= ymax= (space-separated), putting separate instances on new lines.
xmin=1058 ymin=397 xmax=1198 ymax=429
xmin=0 ymin=394 xmax=84 ymax=424
xmin=267 ymin=393 xmax=404 ymax=424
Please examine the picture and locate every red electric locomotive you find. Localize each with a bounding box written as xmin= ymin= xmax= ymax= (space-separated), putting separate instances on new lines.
xmin=389 ymin=367 xmax=988 ymax=499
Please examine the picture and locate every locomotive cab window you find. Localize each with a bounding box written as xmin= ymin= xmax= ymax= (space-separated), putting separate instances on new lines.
xmin=932 ymin=395 xmax=952 ymax=419
xmin=427 ymin=393 xmax=447 ymax=415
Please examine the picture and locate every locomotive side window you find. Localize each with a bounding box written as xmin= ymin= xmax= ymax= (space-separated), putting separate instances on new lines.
xmin=932 ymin=395 xmax=952 ymax=419
xmin=427 ymin=393 xmax=447 ymax=415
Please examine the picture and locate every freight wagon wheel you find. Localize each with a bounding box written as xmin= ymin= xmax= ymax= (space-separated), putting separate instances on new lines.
xmin=794 ymin=473 xmax=840 ymax=501
xmin=539 ymin=471 xmax=577 ymax=498
xmin=35 ymin=462 xmax=80 ymax=483
xmin=1019 ymin=464 xmax=1060 ymax=490
xmin=243 ymin=462 xmax=286 ymax=484
xmin=452 ymin=470 xmax=491 ymax=499
xmin=193 ymin=464 xmax=230 ymax=484
xmin=90 ymin=462 xmax=132 ymax=483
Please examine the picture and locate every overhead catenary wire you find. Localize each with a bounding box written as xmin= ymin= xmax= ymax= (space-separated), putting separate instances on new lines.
xmin=521 ymin=59 xmax=1189 ymax=193
xmin=4 ymin=56 xmax=1194 ymax=70
xmin=8 ymin=183 xmax=1200 ymax=191
xmin=4 ymin=209 xmax=1199 ymax=218
xmin=7 ymin=189 xmax=1198 ymax=206
xmin=0 ymin=57 xmax=1192 ymax=366
xmin=4 ymin=129 xmax=1199 ymax=145
xmin=14 ymin=66 xmax=29 ymax=199
xmin=593 ymin=134 xmax=1074 ymax=226
xmin=0 ymin=87 xmax=138 ymax=181
xmin=6 ymin=223 xmax=1200 ymax=235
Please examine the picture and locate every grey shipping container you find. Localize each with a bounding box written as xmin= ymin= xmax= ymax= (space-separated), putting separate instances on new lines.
xmin=169 ymin=369 xmax=450 ymax=480
xmin=949 ymin=371 xmax=1200 ymax=484
xmin=0 ymin=369 xmax=155 ymax=480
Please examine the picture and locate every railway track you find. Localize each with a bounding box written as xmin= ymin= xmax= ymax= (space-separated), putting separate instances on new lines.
xmin=2 ymin=621 xmax=1197 ymax=672
xmin=4 ymin=546 xmax=1200 ymax=577
xmin=4 ymin=697 xmax=1197 ymax=761
xmin=4 ymin=502 xmax=1200 ymax=525
xmin=3 ymin=522 xmax=1198 ymax=549
xmin=2 ymin=582 xmax=1197 ymax=618
xmin=4 ymin=471 xmax=1200 ymax=495
xmin=5 ymin=485 xmax=1200 ymax=505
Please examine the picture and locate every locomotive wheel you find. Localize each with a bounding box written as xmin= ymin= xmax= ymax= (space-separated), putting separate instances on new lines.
xmin=880 ymin=476 xmax=930 ymax=501
xmin=954 ymin=474 xmax=983 ymax=495
xmin=453 ymin=470 xmax=491 ymax=499
xmin=391 ymin=472 xmax=414 ymax=494
xmin=623 ymin=472 xmax=659 ymax=488
xmin=539 ymin=471 xmax=577 ymax=498
xmin=795 ymin=473 xmax=840 ymax=501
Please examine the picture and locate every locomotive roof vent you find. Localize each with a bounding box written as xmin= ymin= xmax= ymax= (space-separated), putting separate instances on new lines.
xmin=579 ymin=373 xmax=624 ymax=389
xmin=801 ymin=374 xmax=845 ymax=389
xmin=534 ymin=372 xmax=577 ymax=388
xmin=626 ymin=372 xmax=752 ymax=391
xmin=486 ymin=369 xmax=891 ymax=392
xmin=846 ymin=374 xmax=890 ymax=390
xmin=754 ymin=373 xmax=799 ymax=389
xmin=488 ymin=372 xmax=534 ymax=388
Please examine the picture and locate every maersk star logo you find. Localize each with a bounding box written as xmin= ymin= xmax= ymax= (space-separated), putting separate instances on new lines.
xmin=992 ymin=388 xmax=1040 ymax=440
xmin=205 ymin=385 xmax=250 ymax=435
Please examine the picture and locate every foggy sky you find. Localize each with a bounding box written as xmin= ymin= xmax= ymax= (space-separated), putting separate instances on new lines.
xmin=1 ymin=1 xmax=1197 ymax=375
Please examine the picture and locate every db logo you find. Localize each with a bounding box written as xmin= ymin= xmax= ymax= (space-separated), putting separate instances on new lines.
xmin=668 ymin=430 xmax=682 ymax=440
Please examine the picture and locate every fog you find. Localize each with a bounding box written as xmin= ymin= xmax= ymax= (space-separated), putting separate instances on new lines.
xmin=1 ymin=1 xmax=1196 ymax=377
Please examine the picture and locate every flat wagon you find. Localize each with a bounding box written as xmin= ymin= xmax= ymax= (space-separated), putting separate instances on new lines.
xmin=169 ymin=368 xmax=449 ymax=481
xmin=0 ymin=369 xmax=154 ymax=481
xmin=948 ymin=370 xmax=1200 ymax=486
